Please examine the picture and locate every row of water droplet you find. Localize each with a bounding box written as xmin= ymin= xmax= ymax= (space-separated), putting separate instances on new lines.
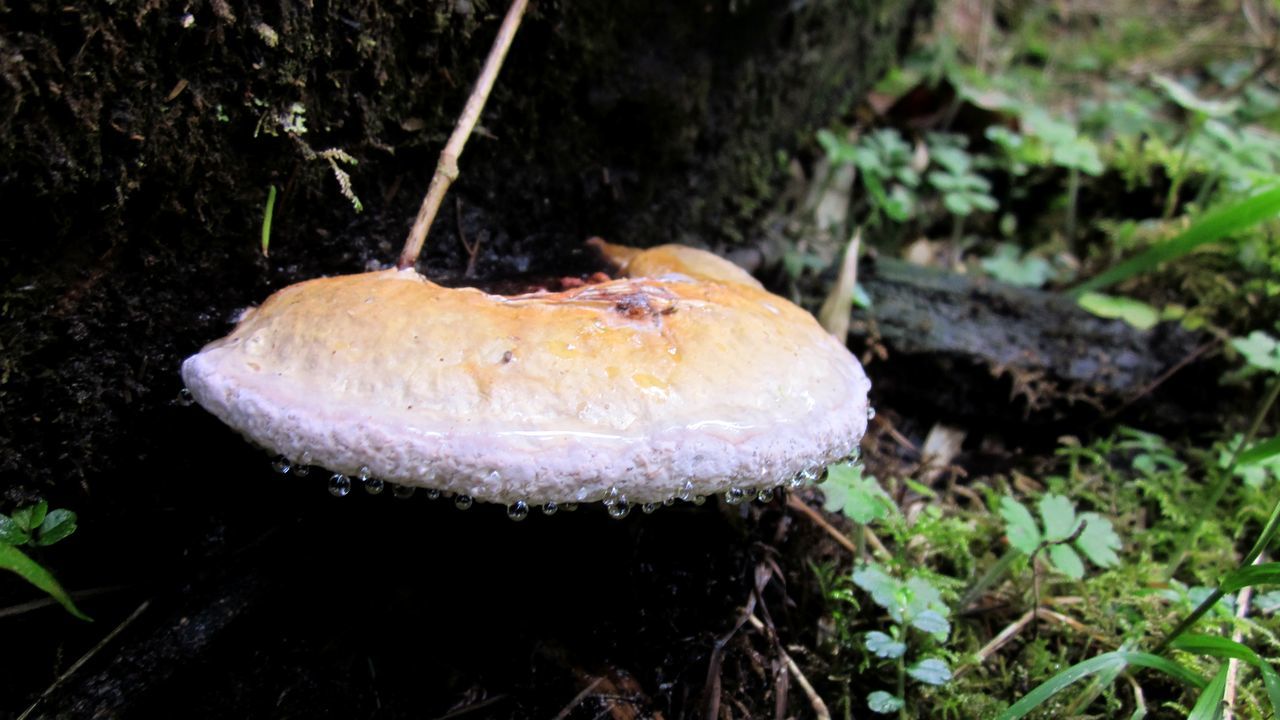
xmin=267 ymin=446 xmax=861 ymax=522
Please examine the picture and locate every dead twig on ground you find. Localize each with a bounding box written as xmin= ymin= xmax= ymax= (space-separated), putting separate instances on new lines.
xmin=552 ymin=678 xmax=605 ymax=720
xmin=786 ymin=493 xmax=892 ymax=561
xmin=746 ymin=614 xmax=830 ymax=720
xmin=1224 ymin=553 xmax=1266 ymax=720
xmin=398 ymin=0 xmax=529 ymax=269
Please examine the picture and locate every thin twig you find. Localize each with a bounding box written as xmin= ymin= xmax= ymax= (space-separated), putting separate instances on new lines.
xmin=18 ymin=600 xmax=152 ymax=720
xmin=398 ymin=0 xmax=529 ymax=269
xmin=0 ymin=585 xmax=127 ymax=619
xmin=1224 ymin=553 xmax=1265 ymax=720
xmin=957 ymin=606 xmax=1110 ymax=679
xmin=430 ymin=695 xmax=509 ymax=720
xmin=553 ymin=678 xmax=604 ymax=720
xmin=786 ymin=493 xmax=892 ymax=560
xmin=746 ymin=615 xmax=830 ymax=720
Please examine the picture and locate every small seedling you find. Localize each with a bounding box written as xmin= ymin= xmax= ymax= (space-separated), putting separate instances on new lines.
xmin=853 ymin=562 xmax=954 ymax=717
xmin=999 ymin=493 xmax=1122 ymax=580
xmin=0 ymin=501 xmax=89 ymax=620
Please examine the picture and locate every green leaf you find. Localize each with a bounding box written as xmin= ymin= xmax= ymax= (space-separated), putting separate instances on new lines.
xmin=981 ymin=244 xmax=1055 ymax=287
xmin=1071 ymin=185 xmax=1280 ymax=295
xmin=867 ymin=691 xmax=904 ymax=714
xmin=1171 ymin=634 xmax=1280 ymax=712
xmin=1240 ymin=435 xmax=1280 ymax=465
xmin=1152 ymin=74 xmax=1239 ymax=118
xmin=11 ymin=501 xmax=47 ymax=533
xmin=911 ymin=609 xmax=951 ymax=640
xmin=1038 ymin=494 xmax=1078 ymax=540
xmin=1075 ymin=512 xmax=1122 ymax=568
xmin=865 ymin=631 xmax=907 ymax=659
xmin=1048 ymin=543 xmax=1086 ymax=580
xmin=1186 ymin=666 xmax=1228 ymax=720
xmin=0 ymin=543 xmax=90 ymax=621
xmin=0 ymin=515 xmax=31 ymax=545
xmin=1000 ymin=497 xmax=1041 ymax=555
xmin=35 ymin=509 xmax=77 ymax=547
xmin=1220 ymin=562 xmax=1280 ymax=593
xmin=822 ymin=464 xmax=895 ymax=524
xmin=943 ymin=192 xmax=974 ymax=216
xmin=1232 ymin=331 xmax=1280 ymax=374
xmin=996 ymin=651 xmax=1206 ymax=720
xmin=853 ymin=563 xmax=901 ymax=614
xmin=1077 ymin=292 xmax=1160 ymax=330
xmin=908 ymin=658 xmax=953 ymax=686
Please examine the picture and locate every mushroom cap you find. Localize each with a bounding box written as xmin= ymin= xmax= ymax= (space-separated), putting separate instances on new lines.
xmin=182 ymin=244 xmax=871 ymax=505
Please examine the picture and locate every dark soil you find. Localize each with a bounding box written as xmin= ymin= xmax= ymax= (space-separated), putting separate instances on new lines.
xmin=0 ymin=1 xmax=930 ymax=717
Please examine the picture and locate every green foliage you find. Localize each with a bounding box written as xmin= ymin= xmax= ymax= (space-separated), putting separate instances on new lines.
xmin=1232 ymin=331 xmax=1280 ymax=374
xmin=823 ymin=463 xmax=895 ymax=524
xmin=979 ymin=243 xmax=1056 ymax=287
xmin=998 ymin=494 xmax=1123 ymax=579
xmin=0 ymin=501 xmax=88 ymax=620
xmin=926 ymin=135 xmax=997 ymax=218
xmin=853 ymin=562 xmax=954 ymax=715
xmin=1075 ymin=292 xmax=1160 ymax=330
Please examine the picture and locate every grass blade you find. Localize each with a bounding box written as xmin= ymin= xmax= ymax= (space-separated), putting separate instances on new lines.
xmin=1071 ymin=184 xmax=1280 ymax=295
xmin=1172 ymin=634 xmax=1280 ymax=713
xmin=1186 ymin=666 xmax=1228 ymax=720
xmin=1220 ymin=562 xmax=1280 ymax=594
xmin=1240 ymin=435 xmax=1280 ymax=466
xmin=0 ymin=543 xmax=90 ymax=621
xmin=997 ymin=651 xmax=1205 ymax=720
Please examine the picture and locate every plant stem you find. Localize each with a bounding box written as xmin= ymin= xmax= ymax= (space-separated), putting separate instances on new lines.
xmin=950 ymin=213 xmax=964 ymax=246
xmin=959 ymin=548 xmax=1020 ymax=609
xmin=1155 ymin=377 xmax=1280 ymax=653
xmin=897 ymin=651 xmax=907 ymax=720
xmin=397 ymin=0 xmax=529 ymax=270
xmin=1165 ymin=376 xmax=1280 ymax=580
xmin=1065 ymin=166 xmax=1080 ymax=243
xmin=1161 ymin=119 xmax=1202 ymax=220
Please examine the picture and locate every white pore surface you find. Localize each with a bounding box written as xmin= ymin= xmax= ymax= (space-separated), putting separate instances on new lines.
xmin=181 ymin=270 xmax=872 ymax=506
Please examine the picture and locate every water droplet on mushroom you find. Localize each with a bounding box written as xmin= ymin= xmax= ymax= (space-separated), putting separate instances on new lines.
xmin=454 ymin=494 xmax=473 ymax=510
xmin=814 ymin=466 xmax=830 ymax=485
xmin=693 ymin=495 xmax=706 ymax=506
xmin=392 ymin=484 xmax=416 ymax=500
xmin=484 ymin=470 xmax=502 ymax=484
xmin=663 ymin=496 xmax=675 ymax=506
xmin=724 ymin=487 xmax=746 ymax=505
xmin=542 ymin=502 xmax=559 ymax=516
xmin=357 ymin=465 xmax=371 ymax=482
xmin=867 ymin=406 xmax=876 ymax=421
xmin=176 ymin=388 xmax=194 ymax=406
xmin=507 ymin=501 xmax=530 ymax=521
xmin=294 ymin=453 xmax=312 ymax=477
xmin=425 ymin=488 xmax=441 ymax=500
xmin=642 ymin=502 xmax=659 ymax=514
xmin=756 ymin=487 xmax=775 ymax=503
xmin=271 ymin=455 xmax=291 ymax=474
xmin=562 ymin=503 xmax=578 ymax=512
xmin=328 ymin=474 xmax=351 ymax=497
xmin=607 ymin=498 xmax=631 ymax=519
xmin=363 ymin=477 xmax=384 ymax=495
xmin=842 ymin=448 xmax=862 ymax=464
xmin=678 ymin=480 xmax=694 ymax=502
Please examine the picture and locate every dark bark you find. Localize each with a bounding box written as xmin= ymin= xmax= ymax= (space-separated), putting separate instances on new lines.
xmin=850 ymin=257 xmax=1217 ymax=429
xmin=0 ymin=1 xmax=929 ymax=717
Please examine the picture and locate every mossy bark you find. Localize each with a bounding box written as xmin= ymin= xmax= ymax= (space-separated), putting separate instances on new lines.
xmin=0 ymin=2 xmax=928 ymax=715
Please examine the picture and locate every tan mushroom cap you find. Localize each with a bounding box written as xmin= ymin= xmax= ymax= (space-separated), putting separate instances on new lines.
xmin=181 ymin=242 xmax=871 ymax=505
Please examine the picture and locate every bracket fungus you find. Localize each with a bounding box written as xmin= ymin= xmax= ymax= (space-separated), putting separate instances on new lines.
xmin=181 ymin=240 xmax=871 ymax=514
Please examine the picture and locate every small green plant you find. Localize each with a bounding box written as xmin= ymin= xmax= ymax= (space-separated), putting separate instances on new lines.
xmin=998 ymin=493 xmax=1123 ymax=580
xmin=926 ymin=135 xmax=997 ymax=242
xmin=0 ymin=501 xmax=88 ymax=620
xmin=817 ymin=127 xmax=921 ymax=226
xmin=979 ymin=243 xmax=1057 ymax=288
xmin=853 ymin=562 xmax=954 ymax=717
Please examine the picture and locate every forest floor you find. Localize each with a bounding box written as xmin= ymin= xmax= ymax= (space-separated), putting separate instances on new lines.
xmin=4 ymin=1 xmax=1280 ymax=719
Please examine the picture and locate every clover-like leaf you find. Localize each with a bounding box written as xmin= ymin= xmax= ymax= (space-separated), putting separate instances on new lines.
xmin=999 ymin=496 xmax=1041 ymax=555
xmin=907 ymin=658 xmax=953 ymax=686
xmin=1232 ymin=331 xmax=1280 ymax=374
xmin=1038 ymin=494 xmax=1079 ymax=540
xmin=867 ymin=691 xmax=905 ymax=714
xmin=0 ymin=514 xmax=30 ymax=545
xmin=853 ymin=563 xmax=901 ymax=614
xmin=35 ymin=509 xmax=78 ymax=547
xmin=1078 ymin=292 xmax=1160 ymax=330
xmin=11 ymin=501 xmax=48 ymax=533
xmin=911 ymin=609 xmax=951 ymax=641
xmin=865 ymin=631 xmax=907 ymax=659
xmin=823 ymin=464 xmax=894 ymax=524
xmin=981 ymin=244 xmax=1055 ymax=287
xmin=1048 ymin=543 xmax=1086 ymax=580
xmin=1075 ymin=512 xmax=1121 ymax=568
